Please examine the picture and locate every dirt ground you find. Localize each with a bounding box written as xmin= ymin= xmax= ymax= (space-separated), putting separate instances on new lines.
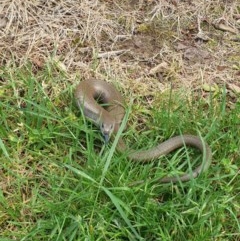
xmin=0 ymin=0 xmax=240 ymax=100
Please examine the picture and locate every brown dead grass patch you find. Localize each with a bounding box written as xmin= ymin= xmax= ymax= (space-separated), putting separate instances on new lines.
xmin=0 ymin=0 xmax=240 ymax=100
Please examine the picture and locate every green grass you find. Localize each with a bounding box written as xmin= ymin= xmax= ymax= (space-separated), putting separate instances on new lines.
xmin=0 ymin=65 xmax=240 ymax=241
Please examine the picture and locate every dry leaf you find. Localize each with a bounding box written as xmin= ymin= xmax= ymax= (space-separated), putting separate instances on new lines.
xmin=183 ymin=47 xmax=210 ymax=62
xmin=227 ymin=83 xmax=240 ymax=94
xmin=212 ymin=20 xmax=238 ymax=34
xmin=174 ymin=42 xmax=188 ymax=51
xmin=149 ymin=62 xmax=168 ymax=75
xmin=202 ymin=83 xmax=219 ymax=92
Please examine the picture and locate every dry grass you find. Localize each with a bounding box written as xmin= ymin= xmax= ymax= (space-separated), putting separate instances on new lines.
xmin=0 ymin=0 xmax=239 ymax=100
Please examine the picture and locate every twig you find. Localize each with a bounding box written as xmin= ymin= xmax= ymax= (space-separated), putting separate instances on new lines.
xmin=97 ymin=49 xmax=130 ymax=58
